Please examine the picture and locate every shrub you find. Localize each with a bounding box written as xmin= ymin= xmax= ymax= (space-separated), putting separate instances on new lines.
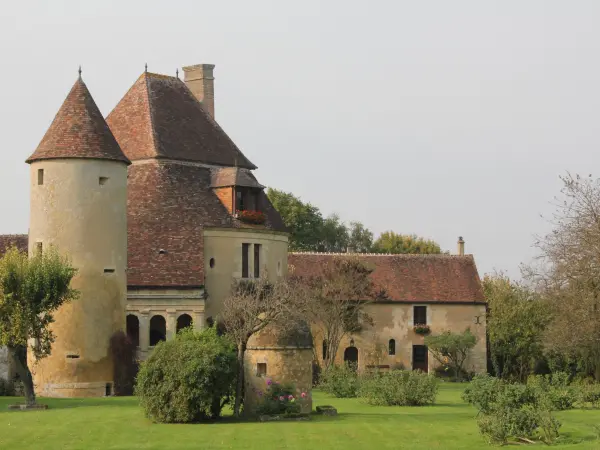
xmin=527 ymin=372 xmax=577 ymax=410
xmin=109 ymin=331 xmax=138 ymax=396
xmin=320 ymin=363 xmax=360 ymax=398
xmin=463 ymin=375 xmax=562 ymax=445
xmin=135 ymin=327 xmax=237 ymax=423
xmin=0 ymin=378 xmax=13 ymax=396
xmin=359 ymin=370 xmax=438 ymax=406
xmin=255 ymin=379 xmax=309 ymax=416
xmin=575 ymin=381 xmax=600 ymax=408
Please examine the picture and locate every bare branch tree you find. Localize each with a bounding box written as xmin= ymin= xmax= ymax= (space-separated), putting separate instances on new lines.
xmin=293 ymin=256 xmax=385 ymax=371
xmin=528 ymin=173 xmax=600 ymax=379
xmin=218 ymin=275 xmax=301 ymax=416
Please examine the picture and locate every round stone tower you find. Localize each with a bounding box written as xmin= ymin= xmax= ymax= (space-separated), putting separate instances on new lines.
xmin=26 ymin=74 xmax=130 ymax=397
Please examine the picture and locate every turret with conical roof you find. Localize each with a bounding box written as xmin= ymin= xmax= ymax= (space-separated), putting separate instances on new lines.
xmin=27 ymin=75 xmax=128 ymax=398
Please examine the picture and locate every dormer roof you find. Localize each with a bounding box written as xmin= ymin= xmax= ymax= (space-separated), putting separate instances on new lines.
xmin=26 ymin=77 xmax=130 ymax=165
xmin=210 ymin=167 xmax=265 ymax=189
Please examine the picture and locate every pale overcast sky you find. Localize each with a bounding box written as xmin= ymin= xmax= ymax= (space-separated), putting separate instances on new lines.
xmin=1 ymin=0 xmax=599 ymax=278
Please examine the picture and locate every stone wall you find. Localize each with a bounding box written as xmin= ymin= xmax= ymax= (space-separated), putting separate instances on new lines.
xmin=0 ymin=347 xmax=13 ymax=385
xmin=314 ymin=302 xmax=487 ymax=374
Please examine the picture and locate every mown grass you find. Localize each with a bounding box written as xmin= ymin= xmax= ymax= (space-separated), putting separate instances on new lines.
xmin=0 ymin=383 xmax=598 ymax=449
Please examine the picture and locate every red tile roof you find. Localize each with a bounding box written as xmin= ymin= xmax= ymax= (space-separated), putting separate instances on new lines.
xmin=26 ymin=78 xmax=130 ymax=164
xmin=0 ymin=234 xmax=28 ymax=256
xmin=126 ymin=161 xmax=285 ymax=287
xmin=288 ymin=253 xmax=485 ymax=303
xmin=107 ymin=72 xmax=255 ymax=169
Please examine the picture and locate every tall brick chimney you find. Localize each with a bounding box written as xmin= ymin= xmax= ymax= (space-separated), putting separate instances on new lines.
xmin=182 ymin=63 xmax=215 ymax=118
xmin=457 ymin=236 xmax=465 ymax=256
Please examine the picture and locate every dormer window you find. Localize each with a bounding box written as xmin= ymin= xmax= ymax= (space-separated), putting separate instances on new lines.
xmin=235 ymin=187 xmax=259 ymax=212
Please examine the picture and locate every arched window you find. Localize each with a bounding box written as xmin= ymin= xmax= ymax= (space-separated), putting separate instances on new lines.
xmin=388 ymin=339 xmax=396 ymax=356
xmin=176 ymin=314 xmax=193 ymax=333
xmin=126 ymin=314 xmax=140 ymax=347
xmin=344 ymin=346 xmax=359 ymax=370
xmin=322 ymin=340 xmax=327 ymax=360
xmin=149 ymin=315 xmax=166 ymax=346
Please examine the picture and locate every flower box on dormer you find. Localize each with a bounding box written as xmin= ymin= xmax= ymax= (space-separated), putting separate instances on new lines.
xmin=236 ymin=210 xmax=266 ymax=225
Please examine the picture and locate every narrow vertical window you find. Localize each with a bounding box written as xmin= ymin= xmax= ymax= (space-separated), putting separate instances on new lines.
xmin=36 ymin=242 xmax=43 ymax=255
xmin=242 ymin=243 xmax=250 ymax=278
xmin=388 ymin=339 xmax=396 ymax=356
xmin=414 ymin=306 xmax=427 ymax=325
xmin=236 ymin=189 xmax=245 ymax=211
xmin=254 ymin=244 xmax=261 ymax=278
xmin=322 ymin=340 xmax=328 ymax=360
xmin=37 ymin=169 xmax=44 ymax=185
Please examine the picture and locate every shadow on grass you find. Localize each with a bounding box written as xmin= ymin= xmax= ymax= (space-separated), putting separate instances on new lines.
xmin=0 ymin=396 xmax=138 ymax=412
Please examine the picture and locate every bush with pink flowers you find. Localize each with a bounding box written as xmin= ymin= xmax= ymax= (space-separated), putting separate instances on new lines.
xmin=254 ymin=378 xmax=308 ymax=416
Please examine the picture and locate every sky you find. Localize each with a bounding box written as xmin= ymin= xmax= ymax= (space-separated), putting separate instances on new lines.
xmin=1 ymin=0 xmax=599 ymax=278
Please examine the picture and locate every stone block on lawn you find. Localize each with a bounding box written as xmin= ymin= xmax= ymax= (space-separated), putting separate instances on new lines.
xmin=8 ymin=404 xmax=49 ymax=411
xmin=316 ymin=405 xmax=337 ymax=416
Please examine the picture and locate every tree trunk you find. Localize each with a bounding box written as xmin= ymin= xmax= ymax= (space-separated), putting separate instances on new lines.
xmin=8 ymin=345 xmax=36 ymax=405
xmin=233 ymin=343 xmax=245 ymax=417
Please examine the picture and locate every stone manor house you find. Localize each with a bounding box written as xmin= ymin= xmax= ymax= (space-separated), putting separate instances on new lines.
xmin=0 ymin=63 xmax=487 ymax=402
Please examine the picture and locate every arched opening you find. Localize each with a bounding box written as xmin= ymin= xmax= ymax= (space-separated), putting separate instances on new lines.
xmin=176 ymin=314 xmax=193 ymax=333
xmin=126 ymin=314 xmax=140 ymax=347
xmin=149 ymin=315 xmax=166 ymax=346
xmin=388 ymin=339 xmax=396 ymax=356
xmin=344 ymin=346 xmax=359 ymax=370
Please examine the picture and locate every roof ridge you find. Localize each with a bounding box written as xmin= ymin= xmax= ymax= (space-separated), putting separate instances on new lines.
xmin=289 ymin=252 xmax=472 ymax=258
xmin=144 ymin=73 xmax=161 ymax=158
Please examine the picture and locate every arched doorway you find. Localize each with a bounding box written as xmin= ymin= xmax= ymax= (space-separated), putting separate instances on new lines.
xmin=344 ymin=346 xmax=359 ymax=369
xmin=176 ymin=314 xmax=193 ymax=333
xmin=126 ymin=314 xmax=139 ymax=347
xmin=149 ymin=315 xmax=166 ymax=346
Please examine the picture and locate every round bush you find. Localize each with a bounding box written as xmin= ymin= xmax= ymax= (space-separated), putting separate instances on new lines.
xmin=135 ymin=327 xmax=237 ymax=423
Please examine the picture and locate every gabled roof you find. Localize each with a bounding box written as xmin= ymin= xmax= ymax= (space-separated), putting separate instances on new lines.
xmin=210 ymin=167 xmax=265 ymax=189
xmin=26 ymin=78 xmax=130 ymax=164
xmin=288 ymin=253 xmax=485 ymax=303
xmin=106 ymin=72 xmax=256 ymax=169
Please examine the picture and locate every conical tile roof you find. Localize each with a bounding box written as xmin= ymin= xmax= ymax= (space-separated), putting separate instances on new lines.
xmin=26 ymin=77 xmax=130 ymax=164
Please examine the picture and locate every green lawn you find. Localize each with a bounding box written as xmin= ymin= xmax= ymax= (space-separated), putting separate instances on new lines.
xmin=0 ymin=384 xmax=598 ymax=449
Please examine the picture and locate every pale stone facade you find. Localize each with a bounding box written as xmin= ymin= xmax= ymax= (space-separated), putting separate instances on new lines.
xmin=28 ymin=159 xmax=128 ymax=397
xmin=314 ymin=302 xmax=487 ymax=374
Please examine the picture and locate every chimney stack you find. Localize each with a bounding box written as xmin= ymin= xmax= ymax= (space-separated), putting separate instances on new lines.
xmin=182 ymin=63 xmax=215 ymax=118
xmin=457 ymin=236 xmax=465 ymax=256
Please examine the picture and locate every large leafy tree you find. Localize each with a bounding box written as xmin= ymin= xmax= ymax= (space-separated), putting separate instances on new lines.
xmin=528 ymin=173 xmax=600 ymax=379
xmin=0 ymin=246 xmax=78 ymax=405
xmin=320 ymin=213 xmax=349 ymax=252
xmin=483 ymin=274 xmax=550 ymax=381
xmin=347 ymin=221 xmax=374 ymax=253
xmin=266 ymin=188 xmax=323 ymax=251
xmin=372 ymin=231 xmax=442 ymax=254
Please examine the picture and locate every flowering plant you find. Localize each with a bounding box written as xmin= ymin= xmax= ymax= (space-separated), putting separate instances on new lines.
xmin=236 ymin=210 xmax=266 ymax=225
xmin=413 ymin=324 xmax=431 ymax=335
xmin=254 ymin=378 xmax=308 ymax=416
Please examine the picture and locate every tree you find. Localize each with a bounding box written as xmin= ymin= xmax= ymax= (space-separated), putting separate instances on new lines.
xmin=0 ymin=246 xmax=78 ymax=405
xmin=296 ymin=257 xmax=385 ymax=370
xmin=320 ymin=214 xmax=349 ymax=252
xmin=218 ymin=276 xmax=300 ymax=416
xmin=424 ymin=329 xmax=477 ymax=381
xmin=347 ymin=221 xmax=374 ymax=253
xmin=483 ymin=274 xmax=550 ymax=381
xmin=528 ymin=173 xmax=600 ymax=380
xmin=266 ymin=188 xmax=323 ymax=251
xmin=372 ymin=231 xmax=442 ymax=254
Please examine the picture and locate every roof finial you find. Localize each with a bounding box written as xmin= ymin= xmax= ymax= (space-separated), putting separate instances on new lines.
xmin=78 ymin=65 xmax=82 ymax=79
xmin=176 ymin=68 xmax=179 ymax=79
xmin=145 ymin=63 xmax=148 ymax=73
